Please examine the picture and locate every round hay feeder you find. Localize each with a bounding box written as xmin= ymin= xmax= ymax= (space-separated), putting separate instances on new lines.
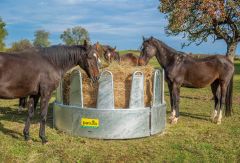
xmin=53 ymin=69 xmax=166 ymax=139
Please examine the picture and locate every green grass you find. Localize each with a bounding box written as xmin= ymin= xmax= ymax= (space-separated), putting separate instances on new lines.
xmin=0 ymin=53 xmax=240 ymax=162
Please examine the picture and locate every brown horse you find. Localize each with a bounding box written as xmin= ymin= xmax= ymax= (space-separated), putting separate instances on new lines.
xmin=139 ymin=37 xmax=234 ymax=124
xmin=95 ymin=42 xmax=120 ymax=64
xmin=120 ymin=53 xmax=139 ymax=66
xmin=0 ymin=43 xmax=100 ymax=144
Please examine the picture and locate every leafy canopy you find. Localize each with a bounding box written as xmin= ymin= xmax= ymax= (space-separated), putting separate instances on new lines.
xmin=60 ymin=26 xmax=90 ymax=45
xmin=33 ymin=30 xmax=50 ymax=47
xmin=0 ymin=17 xmax=8 ymax=51
xmin=7 ymin=39 xmax=33 ymax=52
xmin=159 ymin=0 xmax=240 ymax=47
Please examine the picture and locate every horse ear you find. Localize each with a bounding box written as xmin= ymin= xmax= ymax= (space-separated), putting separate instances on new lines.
xmin=114 ymin=46 xmax=116 ymax=51
xmin=142 ymin=36 xmax=146 ymax=41
xmin=96 ymin=42 xmax=100 ymax=50
xmin=83 ymin=40 xmax=88 ymax=47
xmin=150 ymin=36 xmax=153 ymax=40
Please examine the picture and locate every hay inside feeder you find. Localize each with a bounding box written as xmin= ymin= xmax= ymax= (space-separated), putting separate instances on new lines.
xmin=63 ymin=62 xmax=155 ymax=108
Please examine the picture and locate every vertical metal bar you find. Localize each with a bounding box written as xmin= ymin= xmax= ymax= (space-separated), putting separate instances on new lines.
xmin=152 ymin=69 xmax=161 ymax=106
xmin=69 ymin=70 xmax=83 ymax=107
xmin=129 ymin=71 xmax=144 ymax=109
xmin=56 ymin=80 xmax=63 ymax=103
xmin=161 ymin=69 xmax=165 ymax=104
xmin=97 ymin=70 xmax=115 ymax=110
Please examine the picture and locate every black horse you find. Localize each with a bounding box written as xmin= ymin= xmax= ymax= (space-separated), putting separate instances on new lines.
xmin=0 ymin=43 xmax=100 ymax=143
xmin=139 ymin=37 xmax=234 ymax=124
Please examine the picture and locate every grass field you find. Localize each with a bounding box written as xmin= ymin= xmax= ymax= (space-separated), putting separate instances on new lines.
xmin=0 ymin=53 xmax=239 ymax=162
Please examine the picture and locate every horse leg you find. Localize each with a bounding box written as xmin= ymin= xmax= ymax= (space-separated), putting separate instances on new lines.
xmin=167 ymin=82 xmax=174 ymax=120
xmin=39 ymin=90 xmax=52 ymax=144
xmin=18 ymin=97 xmax=27 ymax=112
xmin=23 ymin=95 xmax=39 ymax=141
xmin=217 ymin=82 xmax=227 ymax=125
xmin=210 ymin=81 xmax=220 ymax=122
xmin=171 ymin=83 xmax=180 ymax=124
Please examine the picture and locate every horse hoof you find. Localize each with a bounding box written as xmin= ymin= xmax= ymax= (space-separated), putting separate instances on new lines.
xmin=41 ymin=138 xmax=48 ymax=145
xmin=216 ymin=121 xmax=221 ymax=125
xmin=24 ymin=135 xmax=30 ymax=141
xmin=170 ymin=117 xmax=178 ymax=124
xmin=168 ymin=116 xmax=174 ymax=120
xmin=42 ymin=140 xmax=49 ymax=145
xmin=27 ymin=139 xmax=33 ymax=144
xmin=18 ymin=107 xmax=23 ymax=112
xmin=211 ymin=118 xmax=216 ymax=123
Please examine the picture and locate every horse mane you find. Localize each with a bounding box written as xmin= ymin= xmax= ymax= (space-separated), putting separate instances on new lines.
xmin=38 ymin=45 xmax=87 ymax=69
xmin=149 ymin=37 xmax=185 ymax=56
xmin=148 ymin=37 xmax=224 ymax=63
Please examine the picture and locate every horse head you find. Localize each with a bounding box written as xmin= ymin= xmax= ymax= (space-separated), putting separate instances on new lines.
xmin=104 ymin=46 xmax=120 ymax=63
xmin=138 ymin=37 xmax=157 ymax=66
xmin=80 ymin=43 xmax=101 ymax=82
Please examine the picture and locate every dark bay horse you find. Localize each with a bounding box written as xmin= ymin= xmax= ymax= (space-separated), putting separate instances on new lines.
xmin=0 ymin=44 xmax=100 ymax=143
xmin=139 ymin=37 xmax=234 ymax=124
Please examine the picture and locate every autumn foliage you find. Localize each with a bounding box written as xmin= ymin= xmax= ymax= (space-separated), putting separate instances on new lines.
xmin=159 ymin=0 xmax=240 ymax=61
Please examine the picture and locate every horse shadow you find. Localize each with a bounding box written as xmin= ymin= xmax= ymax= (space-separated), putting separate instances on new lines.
xmin=166 ymin=110 xmax=210 ymax=121
xmin=0 ymin=102 xmax=54 ymax=141
xmin=165 ymin=92 xmax=211 ymax=101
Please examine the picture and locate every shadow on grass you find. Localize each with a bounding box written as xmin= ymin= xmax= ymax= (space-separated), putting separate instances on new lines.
xmin=234 ymin=62 xmax=240 ymax=75
xmin=165 ymin=92 xmax=212 ymax=101
xmin=166 ymin=110 xmax=210 ymax=121
xmin=180 ymin=112 xmax=210 ymax=121
xmin=0 ymin=102 xmax=54 ymax=141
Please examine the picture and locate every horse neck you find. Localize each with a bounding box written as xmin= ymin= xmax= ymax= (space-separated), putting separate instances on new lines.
xmin=60 ymin=54 xmax=80 ymax=75
xmin=42 ymin=48 xmax=84 ymax=76
xmin=152 ymin=40 xmax=175 ymax=69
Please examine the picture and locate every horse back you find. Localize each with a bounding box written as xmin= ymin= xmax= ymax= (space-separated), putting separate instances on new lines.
xmin=120 ymin=53 xmax=138 ymax=65
xmin=168 ymin=55 xmax=234 ymax=88
xmin=0 ymin=52 xmax=61 ymax=98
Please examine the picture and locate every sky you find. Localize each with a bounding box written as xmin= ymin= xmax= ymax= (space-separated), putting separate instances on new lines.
xmin=0 ymin=0 xmax=239 ymax=55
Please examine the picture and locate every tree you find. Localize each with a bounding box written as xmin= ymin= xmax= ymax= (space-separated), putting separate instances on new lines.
xmin=7 ymin=39 xmax=33 ymax=52
xmin=60 ymin=26 xmax=90 ymax=45
xmin=159 ymin=0 xmax=240 ymax=62
xmin=0 ymin=17 xmax=8 ymax=51
xmin=33 ymin=30 xmax=50 ymax=47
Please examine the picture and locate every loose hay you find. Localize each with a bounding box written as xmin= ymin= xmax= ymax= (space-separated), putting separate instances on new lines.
xmin=63 ymin=62 xmax=155 ymax=108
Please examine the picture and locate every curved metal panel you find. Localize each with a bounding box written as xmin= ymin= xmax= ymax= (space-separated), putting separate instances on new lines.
xmin=69 ymin=70 xmax=83 ymax=107
xmin=150 ymin=103 xmax=166 ymax=135
xmin=56 ymin=80 xmax=63 ymax=103
xmin=129 ymin=71 xmax=144 ymax=109
xmin=97 ymin=70 xmax=114 ymax=110
xmin=53 ymin=103 xmax=151 ymax=139
xmin=53 ymin=69 xmax=166 ymax=139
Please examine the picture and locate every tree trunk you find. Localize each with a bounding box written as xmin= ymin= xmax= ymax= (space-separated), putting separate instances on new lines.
xmin=226 ymin=42 xmax=237 ymax=63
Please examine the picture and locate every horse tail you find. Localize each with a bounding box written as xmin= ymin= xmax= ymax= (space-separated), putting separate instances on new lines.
xmin=225 ymin=75 xmax=233 ymax=116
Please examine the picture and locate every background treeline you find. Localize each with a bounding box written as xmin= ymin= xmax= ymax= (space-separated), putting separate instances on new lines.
xmin=0 ymin=17 xmax=90 ymax=52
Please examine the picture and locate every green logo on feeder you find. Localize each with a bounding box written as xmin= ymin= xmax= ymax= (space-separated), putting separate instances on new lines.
xmin=81 ymin=118 xmax=99 ymax=128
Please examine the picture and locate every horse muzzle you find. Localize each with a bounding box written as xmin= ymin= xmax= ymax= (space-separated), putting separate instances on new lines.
xmin=138 ymin=58 xmax=146 ymax=66
xmin=91 ymin=76 xmax=100 ymax=83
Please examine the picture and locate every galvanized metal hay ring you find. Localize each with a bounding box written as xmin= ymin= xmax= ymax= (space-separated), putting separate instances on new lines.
xmin=53 ymin=69 xmax=166 ymax=139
